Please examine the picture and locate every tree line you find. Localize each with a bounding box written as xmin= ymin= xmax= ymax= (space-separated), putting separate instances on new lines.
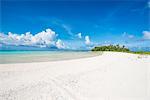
xmin=91 ymin=45 xmax=130 ymax=52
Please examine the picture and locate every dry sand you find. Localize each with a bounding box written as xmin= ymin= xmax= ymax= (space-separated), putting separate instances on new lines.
xmin=0 ymin=52 xmax=150 ymax=100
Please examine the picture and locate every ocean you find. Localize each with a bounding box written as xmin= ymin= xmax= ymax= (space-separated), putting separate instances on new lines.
xmin=0 ymin=51 xmax=100 ymax=64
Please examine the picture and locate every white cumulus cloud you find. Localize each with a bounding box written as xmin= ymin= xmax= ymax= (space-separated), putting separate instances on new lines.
xmin=85 ymin=35 xmax=91 ymax=45
xmin=77 ymin=33 xmax=82 ymax=39
xmin=56 ymin=39 xmax=65 ymax=49
xmin=143 ymin=31 xmax=150 ymax=40
xmin=0 ymin=28 xmax=65 ymax=49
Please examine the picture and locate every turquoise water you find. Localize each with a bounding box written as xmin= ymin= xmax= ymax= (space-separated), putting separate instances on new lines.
xmin=0 ymin=51 xmax=100 ymax=64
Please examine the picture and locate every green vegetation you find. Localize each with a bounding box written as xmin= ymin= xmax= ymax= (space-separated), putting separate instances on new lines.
xmin=131 ymin=51 xmax=150 ymax=55
xmin=91 ymin=45 xmax=150 ymax=55
xmin=92 ymin=45 xmax=130 ymax=52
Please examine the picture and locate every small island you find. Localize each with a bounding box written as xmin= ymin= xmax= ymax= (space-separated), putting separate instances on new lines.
xmin=92 ymin=45 xmax=150 ymax=55
xmin=92 ymin=44 xmax=129 ymax=52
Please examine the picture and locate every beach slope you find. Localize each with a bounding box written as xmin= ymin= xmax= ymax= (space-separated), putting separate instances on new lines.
xmin=0 ymin=52 xmax=150 ymax=100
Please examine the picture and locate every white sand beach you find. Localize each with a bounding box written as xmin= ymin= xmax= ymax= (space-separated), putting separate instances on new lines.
xmin=0 ymin=52 xmax=150 ymax=100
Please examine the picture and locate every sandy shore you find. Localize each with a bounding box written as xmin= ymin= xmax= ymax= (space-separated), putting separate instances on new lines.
xmin=0 ymin=52 xmax=150 ymax=100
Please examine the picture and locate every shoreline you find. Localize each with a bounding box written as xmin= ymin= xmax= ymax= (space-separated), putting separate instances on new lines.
xmin=0 ymin=51 xmax=101 ymax=64
xmin=0 ymin=52 xmax=150 ymax=100
xmin=1 ymin=51 xmax=149 ymax=64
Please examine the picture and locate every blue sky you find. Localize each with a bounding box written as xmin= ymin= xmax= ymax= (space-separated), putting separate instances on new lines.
xmin=0 ymin=0 xmax=150 ymax=50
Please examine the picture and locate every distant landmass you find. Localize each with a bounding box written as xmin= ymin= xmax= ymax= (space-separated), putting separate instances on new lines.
xmin=91 ymin=45 xmax=150 ymax=55
xmin=91 ymin=45 xmax=130 ymax=52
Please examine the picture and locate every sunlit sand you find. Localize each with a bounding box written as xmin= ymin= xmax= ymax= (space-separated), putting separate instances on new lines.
xmin=0 ymin=52 xmax=149 ymax=100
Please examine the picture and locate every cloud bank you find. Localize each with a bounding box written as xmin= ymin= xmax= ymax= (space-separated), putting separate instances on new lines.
xmin=77 ymin=33 xmax=82 ymax=39
xmin=85 ymin=35 xmax=91 ymax=45
xmin=56 ymin=39 xmax=65 ymax=49
xmin=143 ymin=31 xmax=150 ymax=40
xmin=0 ymin=29 xmax=66 ymax=49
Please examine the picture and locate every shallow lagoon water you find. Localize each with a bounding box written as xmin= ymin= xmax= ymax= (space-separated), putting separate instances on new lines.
xmin=0 ymin=51 xmax=101 ymax=64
